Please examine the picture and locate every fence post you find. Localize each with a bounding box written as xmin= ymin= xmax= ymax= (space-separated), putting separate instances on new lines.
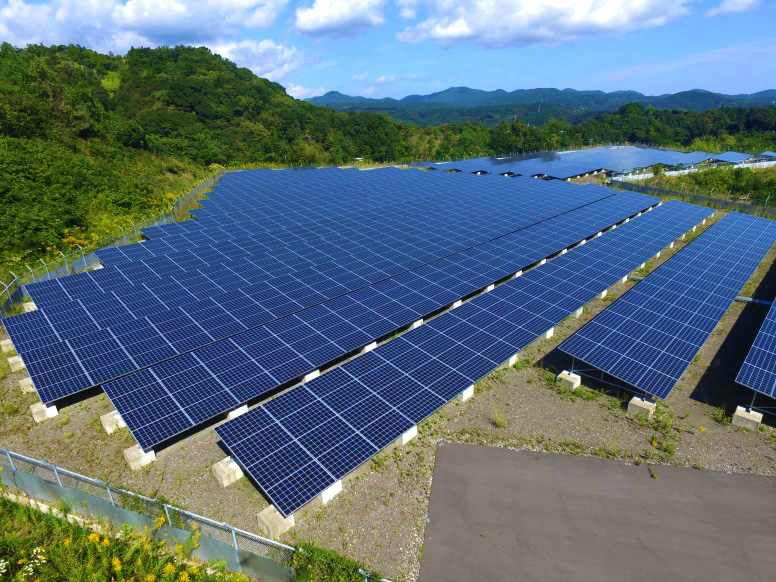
xmin=105 ymin=484 xmax=116 ymax=506
xmin=59 ymin=251 xmax=70 ymax=275
xmin=40 ymin=259 xmax=49 ymax=280
xmin=51 ymin=463 xmax=64 ymax=487
xmin=76 ymin=245 xmax=85 ymax=270
xmin=229 ymin=525 xmax=239 ymax=551
xmin=5 ymin=450 xmax=16 ymax=471
xmin=164 ymin=504 xmax=172 ymax=525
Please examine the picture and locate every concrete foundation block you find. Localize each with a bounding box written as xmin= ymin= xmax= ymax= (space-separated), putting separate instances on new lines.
xmin=681 ymin=233 xmax=686 ymax=241
xmin=23 ymin=302 xmax=37 ymax=312
xmin=637 ymin=212 xmax=642 ymax=217
xmin=639 ymin=263 xmax=646 ymax=270
xmin=411 ymin=319 xmax=423 ymax=330
xmin=579 ymin=239 xmax=586 ymax=245
xmin=486 ymin=283 xmax=495 ymax=292
xmin=513 ymin=270 xmax=522 ymax=279
xmin=360 ymin=342 xmax=377 ymax=354
xmin=19 ymin=377 xmax=36 ymax=393
xmin=627 ymin=397 xmax=656 ymax=419
xmin=303 ymin=369 xmax=320 ymax=383
xmin=212 ymin=457 xmax=244 ymax=487
xmin=93 ymin=264 xmax=104 ymax=270
xmin=452 ymin=300 xmax=462 ymax=309
xmin=621 ymin=276 xmax=628 ymax=284
xmin=100 ymin=410 xmax=126 ymax=434
xmin=227 ymin=405 xmax=249 ymax=420
xmin=30 ymin=402 xmax=58 ymax=423
xmin=320 ymin=480 xmax=342 ymax=504
xmin=598 ymin=289 xmax=607 ymax=300
xmin=257 ymin=505 xmax=295 ymax=538
xmin=398 ymin=425 xmax=417 ymax=445
xmin=544 ymin=327 xmax=554 ymax=339
xmin=655 ymin=251 xmax=661 ymax=258
xmin=557 ymin=371 xmax=581 ymax=391
xmin=124 ymin=445 xmax=156 ymax=471
xmin=732 ymin=406 xmax=762 ymax=431
xmin=1 ymin=339 xmax=13 ymax=353
xmin=460 ymin=385 xmax=474 ymax=402
xmin=702 ymin=218 xmax=706 ymax=225
xmin=538 ymin=259 xmax=546 ymax=266
xmin=561 ymin=248 xmax=568 ymax=255
xmin=692 ymin=225 xmax=697 ymax=232
xmin=596 ymin=231 xmax=603 ymax=237
xmin=8 ymin=356 xmax=25 ymax=373
xmin=669 ymin=241 xmax=674 ymax=249
xmin=508 ymin=354 xmax=517 ymax=367
xmin=575 ymin=307 xmax=583 ymax=318
xmin=625 ymin=218 xmax=630 ymax=223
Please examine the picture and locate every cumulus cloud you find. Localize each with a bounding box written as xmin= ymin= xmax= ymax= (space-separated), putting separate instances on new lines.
xmin=397 ymin=0 xmax=691 ymax=48
xmin=397 ymin=0 xmax=417 ymax=19
xmin=351 ymin=71 xmax=369 ymax=81
xmin=0 ymin=0 xmax=288 ymax=51
xmin=209 ymin=39 xmax=304 ymax=80
xmin=706 ymin=0 xmax=759 ymax=16
xmin=285 ymin=83 xmax=326 ymax=98
xmin=295 ymin=0 xmax=386 ymax=36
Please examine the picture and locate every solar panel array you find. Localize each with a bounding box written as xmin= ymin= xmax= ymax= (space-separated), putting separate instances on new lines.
xmin=101 ymin=191 xmax=659 ymax=451
xmin=6 ymin=174 xmax=648 ymax=404
xmin=215 ymin=200 xmax=713 ymax=517
xmin=560 ymin=212 xmax=776 ymax=399
xmin=422 ymin=146 xmax=758 ymax=179
xmin=736 ymin=302 xmax=776 ymax=399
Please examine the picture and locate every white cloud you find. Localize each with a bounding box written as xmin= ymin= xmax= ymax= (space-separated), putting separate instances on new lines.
xmin=210 ymin=39 xmax=304 ymax=80
xmin=374 ymin=74 xmax=396 ymax=84
xmin=285 ymin=83 xmax=326 ymax=98
xmin=351 ymin=71 xmax=369 ymax=81
xmin=397 ymin=0 xmax=691 ymax=48
xmin=0 ymin=1 xmax=288 ymax=51
xmin=706 ymin=0 xmax=759 ymax=16
xmin=397 ymin=0 xmax=417 ymax=19
xmin=295 ymin=0 xmax=386 ymax=36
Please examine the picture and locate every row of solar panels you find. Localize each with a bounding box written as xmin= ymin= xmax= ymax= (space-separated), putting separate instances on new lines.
xmin=423 ymin=146 xmax=770 ymax=179
xmin=560 ymin=211 xmax=776 ymax=399
xmin=7 ymin=174 xmax=649 ymax=405
xmin=215 ymin=199 xmax=715 ymax=517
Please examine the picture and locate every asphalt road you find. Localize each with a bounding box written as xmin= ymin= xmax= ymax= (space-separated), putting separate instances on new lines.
xmin=419 ymin=443 xmax=776 ymax=582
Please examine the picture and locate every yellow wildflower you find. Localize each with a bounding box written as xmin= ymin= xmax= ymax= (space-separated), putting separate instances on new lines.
xmin=146 ymin=575 xmax=157 ymax=582
xmin=699 ymin=426 xmax=706 ymax=432
xmin=112 ymin=557 xmax=121 ymax=572
xmin=153 ymin=516 xmax=167 ymax=530
xmin=63 ymin=538 xmax=71 ymax=547
xmin=651 ymin=438 xmax=657 ymax=447
xmin=17 ymin=559 xmax=25 ymax=565
xmin=101 ymin=537 xmax=111 ymax=547
xmin=178 ymin=572 xmax=189 ymax=582
xmin=163 ymin=562 xmax=176 ymax=576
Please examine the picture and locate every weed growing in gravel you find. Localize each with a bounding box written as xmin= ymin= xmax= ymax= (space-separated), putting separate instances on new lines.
xmin=491 ymin=408 xmax=509 ymax=429
xmin=0 ymin=357 xmax=10 ymax=381
xmin=713 ymin=406 xmax=731 ymax=425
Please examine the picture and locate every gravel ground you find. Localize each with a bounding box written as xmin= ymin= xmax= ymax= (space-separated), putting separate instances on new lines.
xmin=1 ymin=210 xmax=775 ymax=581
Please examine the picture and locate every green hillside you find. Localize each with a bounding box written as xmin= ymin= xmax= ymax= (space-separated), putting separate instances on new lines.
xmin=1 ymin=43 xmax=776 ymax=283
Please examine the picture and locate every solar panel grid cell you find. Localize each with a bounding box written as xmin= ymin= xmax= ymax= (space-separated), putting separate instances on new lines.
xmin=736 ymin=302 xmax=776 ymax=398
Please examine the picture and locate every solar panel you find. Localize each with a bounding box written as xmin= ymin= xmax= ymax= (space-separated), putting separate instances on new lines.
xmin=736 ymin=301 xmax=776 ymax=399
xmin=560 ymin=212 xmax=776 ymax=399
xmin=421 ymin=146 xmax=755 ymax=179
xmin=8 ymin=182 xmax=646 ymax=403
xmin=102 ymin=194 xmax=664 ymax=451
xmin=215 ymin=200 xmax=713 ymax=517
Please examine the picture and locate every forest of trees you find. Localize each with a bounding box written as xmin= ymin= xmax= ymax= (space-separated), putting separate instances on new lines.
xmin=1 ymin=42 xmax=776 ymax=282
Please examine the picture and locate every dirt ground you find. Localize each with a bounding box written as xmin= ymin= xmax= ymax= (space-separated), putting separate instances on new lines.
xmin=2 ymin=210 xmax=776 ymax=581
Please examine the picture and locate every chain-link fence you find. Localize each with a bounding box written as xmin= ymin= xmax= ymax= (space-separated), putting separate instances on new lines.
xmin=0 ymin=447 xmax=295 ymax=566
xmin=611 ymin=180 xmax=776 ymax=219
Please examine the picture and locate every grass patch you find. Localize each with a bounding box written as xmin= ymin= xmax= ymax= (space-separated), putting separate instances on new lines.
xmin=491 ymin=408 xmax=509 ymax=429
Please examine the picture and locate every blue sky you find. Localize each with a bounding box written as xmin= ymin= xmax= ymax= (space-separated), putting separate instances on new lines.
xmin=1 ymin=1 xmax=774 ymax=99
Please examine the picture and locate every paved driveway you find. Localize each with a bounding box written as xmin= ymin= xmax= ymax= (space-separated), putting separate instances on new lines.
xmin=419 ymin=443 xmax=776 ymax=582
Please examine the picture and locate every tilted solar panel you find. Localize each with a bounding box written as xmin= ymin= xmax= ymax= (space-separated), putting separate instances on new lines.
xmin=560 ymin=212 xmax=776 ymax=399
xmin=736 ymin=301 xmax=776 ymax=399
xmin=103 ymin=194 xmax=662 ymax=451
xmin=215 ymin=200 xmax=713 ymax=517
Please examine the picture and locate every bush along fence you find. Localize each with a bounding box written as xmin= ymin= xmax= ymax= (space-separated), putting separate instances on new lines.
xmin=0 ymin=448 xmax=391 ymax=582
xmin=0 ymin=168 xmax=225 ymax=314
xmin=610 ymin=179 xmax=776 ymax=219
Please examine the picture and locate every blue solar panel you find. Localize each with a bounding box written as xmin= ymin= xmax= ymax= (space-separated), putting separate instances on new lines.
xmin=736 ymin=301 xmax=776 ymax=399
xmin=215 ymin=200 xmax=713 ymax=517
xmin=102 ymin=193 xmax=663 ymax=450
xmin=560 ymin=212 xmax=776 ymax=399
xmin=8 ymin=181 xmax=647 ymax=403
xmin=421 ymin=146 xmax=755 ymax=179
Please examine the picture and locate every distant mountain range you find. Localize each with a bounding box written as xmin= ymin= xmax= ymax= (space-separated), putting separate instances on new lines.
xmin=307 ymin=88 xmax=776 ymax=126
